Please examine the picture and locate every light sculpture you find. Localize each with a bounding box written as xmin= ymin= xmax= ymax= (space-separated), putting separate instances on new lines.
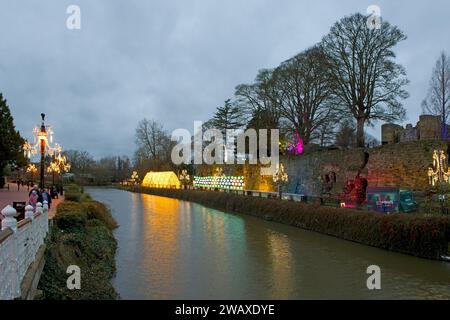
xmin=142 ymin=171 xmax=181 ymax=188
xmin=179 ymin=169 xmax=190 ymax=189
xmin=428 ymin=149 xmax=450 ymax=186
xmin=193 ymin=176 xmax=245 ymax=191
xmin=273 ymin=163 xmax=289 ymax=199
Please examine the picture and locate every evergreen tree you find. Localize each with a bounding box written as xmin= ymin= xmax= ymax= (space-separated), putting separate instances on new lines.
xmin=0 ymin=93 xmax=25 ymax=185
xmin=210 ymin=99 xmax=244 ymax=134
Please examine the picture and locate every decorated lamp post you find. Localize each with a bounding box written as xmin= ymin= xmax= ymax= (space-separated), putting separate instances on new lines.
xmin=26 ymin=164 xmax=38 ymax=184
xmin=23 ymin=114 xmax=63 ymax=189
xmin=273 ymin=163 xmax=288 ymax=199
xmin=179 ymin=169 xmax=190 ymax=189
xmin=47 ymin=161 xmax=61 ymax=185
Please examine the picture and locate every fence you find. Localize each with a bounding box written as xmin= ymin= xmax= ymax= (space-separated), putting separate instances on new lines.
xmin=0 ymin=202 xmax=49 ymax=300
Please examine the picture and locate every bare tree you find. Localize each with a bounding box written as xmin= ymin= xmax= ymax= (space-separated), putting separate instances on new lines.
xmin=276 ymin=46 xmax=339 ymax=145
xmin=64 ymin=150 xmax=95 ymax=174
xmin=235 ymin=69 xmax=282 ymax=130
xmin=134 ymin=119 xmax=174 ymax=173
xmin=321 ymin=13 xmax=409 ymax=147
xmin=135 ymin=119 xmax=167 ymax=159
xmin=422 ymin=51 xmax=450 ymax=139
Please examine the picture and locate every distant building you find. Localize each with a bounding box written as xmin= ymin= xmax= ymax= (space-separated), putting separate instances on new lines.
xmin=381 ymin=115 xmax=443 ymax=145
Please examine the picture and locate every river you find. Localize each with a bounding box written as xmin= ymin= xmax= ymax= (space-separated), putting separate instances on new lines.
xmin=87 ymin=188 xmax=450 ymax=299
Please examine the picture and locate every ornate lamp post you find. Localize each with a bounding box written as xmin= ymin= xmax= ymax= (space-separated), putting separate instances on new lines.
xmin=26 ymin=164 xmax=38 ymax=184
xmin=47 ymin=161 xmax=61 ymax=185
xmin=273 ymin=163 xmax=289 ymax=199
xmin=179 ymin=169 xmax=190 ymax=189
xmin=23 ymin=113 xmax=62 ymax=188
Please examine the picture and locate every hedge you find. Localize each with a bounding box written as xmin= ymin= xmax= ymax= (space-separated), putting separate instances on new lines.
xmin=54 ymin=201 xmax=88 ymax=230
xmin=39 ymin=190 xmax=118 ymax=299
xmin=131 ymin=187 xmax=450 ymax=260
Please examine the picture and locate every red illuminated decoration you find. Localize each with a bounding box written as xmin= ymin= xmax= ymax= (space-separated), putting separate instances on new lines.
xmin=341 ymin=172 xmax=368 ymax=208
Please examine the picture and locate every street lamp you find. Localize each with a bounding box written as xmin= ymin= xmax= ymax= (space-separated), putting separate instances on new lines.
xmin=273 ymin=163 xmax=289 ymax=199
xmin=47 ymin=161 xmax=61 ymax=185
xmin=23 ymin=113 xmax=62 ymax=188
xmin=179 ymin=169 xmax=190 ymax=189
xmin=26 ymin=164 xmax=38 ymax=184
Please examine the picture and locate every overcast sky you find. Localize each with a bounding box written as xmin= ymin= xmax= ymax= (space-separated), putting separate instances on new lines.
xmin=1 ymin=0 xmax=449 ymax=159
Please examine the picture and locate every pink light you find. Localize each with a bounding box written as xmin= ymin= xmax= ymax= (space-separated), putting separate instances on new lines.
xmin=295 ymin=132 xmax=303 ymax=155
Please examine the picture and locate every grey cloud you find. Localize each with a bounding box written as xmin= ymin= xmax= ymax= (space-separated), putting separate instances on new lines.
xmin=1 ymin=0 xmax=449 ymax=158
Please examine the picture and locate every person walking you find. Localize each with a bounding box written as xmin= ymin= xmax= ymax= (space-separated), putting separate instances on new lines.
xmin=40 ymin=188 xmax=52 ymax=209
xmin=28 ymin=190 xmax=39 ymax=211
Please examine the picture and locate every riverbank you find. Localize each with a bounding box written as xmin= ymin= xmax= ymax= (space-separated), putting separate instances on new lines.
xmin=37 ymin=186 xmax=119 ymax=299
xmin=126 ymin=187 xmax=450 ymax=261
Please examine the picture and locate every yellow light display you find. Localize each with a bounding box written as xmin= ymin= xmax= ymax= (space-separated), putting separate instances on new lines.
xmin=142 ymin=171 xmax=181 ymax=189
xmin=427 ymin=149 xmax=450 ymax=186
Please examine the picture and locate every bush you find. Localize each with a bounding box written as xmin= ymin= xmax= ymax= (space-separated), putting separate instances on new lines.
xmin=134 ymin=187 xmax=450 ymax=260
xmin=54 ymin=201 xmax=87 ymax=230
xmin=83 ymin=201 xmax=118 ymax=230
xmin=64 ymin=192 xmax=82 ymax=202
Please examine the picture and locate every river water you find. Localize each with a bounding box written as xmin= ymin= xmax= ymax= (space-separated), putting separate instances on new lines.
xmin=87 ymin=188 xmax=450 ymax=299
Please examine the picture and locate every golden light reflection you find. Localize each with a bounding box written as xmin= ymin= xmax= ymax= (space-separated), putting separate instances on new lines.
xmin=266 ymin=230 xmax=294 ymax=298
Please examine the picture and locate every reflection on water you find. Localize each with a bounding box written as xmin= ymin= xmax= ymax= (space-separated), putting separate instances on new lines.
xmin=87 ymin=188 xmax=450 ymax=300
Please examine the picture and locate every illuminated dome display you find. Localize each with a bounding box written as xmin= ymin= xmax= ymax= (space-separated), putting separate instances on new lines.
xmin=142 ymin=171 xmax=181 ymax=189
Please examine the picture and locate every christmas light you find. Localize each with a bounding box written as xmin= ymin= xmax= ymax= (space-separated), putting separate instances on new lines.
xmin=193 ymin=176 xmax=245 ymax=190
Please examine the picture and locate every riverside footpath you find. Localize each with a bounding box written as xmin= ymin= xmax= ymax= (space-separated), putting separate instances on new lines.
xmin=0 ymin=187 xmax=62 ymax=219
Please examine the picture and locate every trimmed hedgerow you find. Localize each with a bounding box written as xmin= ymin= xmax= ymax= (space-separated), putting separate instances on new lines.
xmin=131 ymin=187 xmax=450 ymax=260
xmin=39 ymin=190 xmax=119 ymax=300
xmin=83 ymin=201 xmax=118 ymax=230
xmin=54 ymin=201 xmax=88 ymax=231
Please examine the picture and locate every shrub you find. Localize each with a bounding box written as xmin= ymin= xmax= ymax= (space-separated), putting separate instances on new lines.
xmin=83 ymin=201 xmax=118 ymax=230
xmin=134 ymin=187 xmax=450 ymax=260
xmin=64 ymin=192 xmax=82 ymax=202
xmin=54 ymin=201 xmax=87 ymax=230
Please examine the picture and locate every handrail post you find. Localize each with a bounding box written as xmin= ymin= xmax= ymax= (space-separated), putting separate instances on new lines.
xmin=1 ymin=205 xmax=20 ymax=298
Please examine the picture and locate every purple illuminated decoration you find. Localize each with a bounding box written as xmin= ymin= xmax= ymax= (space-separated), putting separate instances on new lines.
xmin=285 ymin=132 xmax=304 ymax=155
xmin=295 ymin=132 xmax=303 ymax=155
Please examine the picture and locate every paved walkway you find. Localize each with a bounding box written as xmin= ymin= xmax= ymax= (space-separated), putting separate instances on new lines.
xmin=0 ymin=187 xmax=63 ymax=220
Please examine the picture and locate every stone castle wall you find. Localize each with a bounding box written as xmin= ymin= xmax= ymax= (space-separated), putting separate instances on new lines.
xmin=382 ymin=114 xmax=441 ymax=144
xmin=195 ymin=139 xmax=449 ymax=196
xmin=268 ymin=140 xmax=448 ymax=196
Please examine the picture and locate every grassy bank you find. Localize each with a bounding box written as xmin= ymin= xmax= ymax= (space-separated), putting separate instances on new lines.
xmin=38 ymin=185 xmax=119 ymax=299
xmin=129 ymin=187 xmax=450 ymax=260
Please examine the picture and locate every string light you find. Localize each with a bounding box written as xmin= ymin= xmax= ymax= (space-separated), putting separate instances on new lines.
xmin=193 ymin=176 xmax=245 ymax=190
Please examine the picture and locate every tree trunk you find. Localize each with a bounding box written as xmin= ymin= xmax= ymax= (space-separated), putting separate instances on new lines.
xmin=356 ymin=117 xmax=365 ymax=148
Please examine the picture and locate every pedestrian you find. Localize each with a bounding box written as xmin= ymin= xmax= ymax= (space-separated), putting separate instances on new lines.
xmin=40 ymin=188 xmax=52 ymax=209
xmin=29 ymin=190 xmax=39 ymax=210
xmin=28 ymin=185 xmax=39 ymax=197
xmin=51 ymin=185 xmax=58 ymax=199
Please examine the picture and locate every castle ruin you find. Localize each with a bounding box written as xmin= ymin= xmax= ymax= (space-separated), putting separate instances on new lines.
xmin=381 ymin=115 xmax=442 ymax=144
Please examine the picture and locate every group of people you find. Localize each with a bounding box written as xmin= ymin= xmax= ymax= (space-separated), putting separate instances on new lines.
xmin=28 ymin=185 xmax=62 ymax=210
